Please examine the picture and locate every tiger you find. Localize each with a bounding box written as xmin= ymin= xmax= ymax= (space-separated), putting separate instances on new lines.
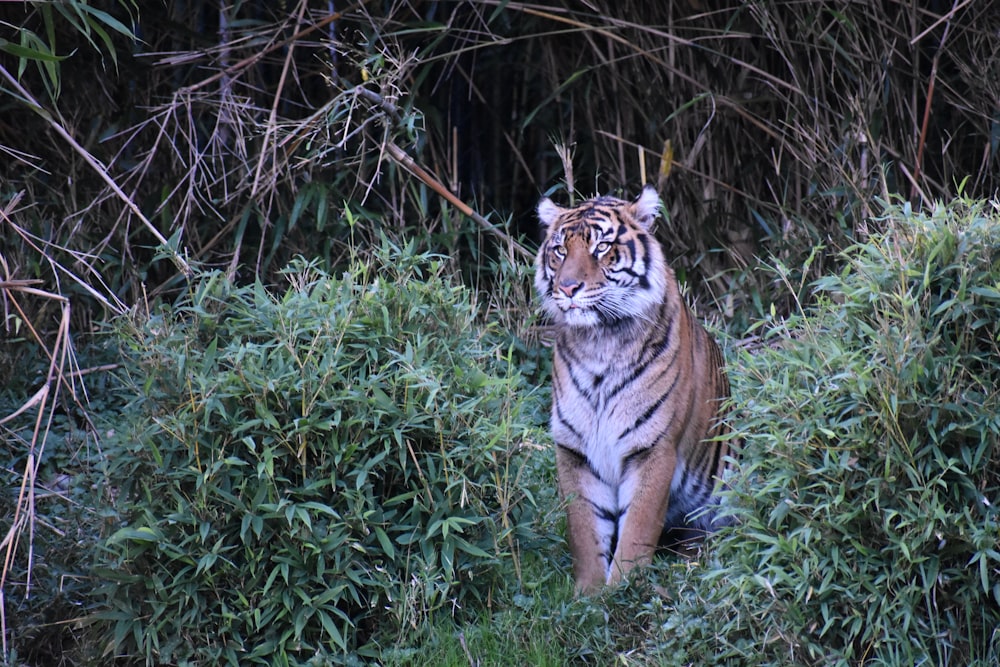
xmin=533 ymin=185 xmax=733 ymax=594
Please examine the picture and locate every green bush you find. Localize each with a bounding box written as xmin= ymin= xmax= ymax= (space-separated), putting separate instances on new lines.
xmin=91 ymin=241 xmax=540 ymax=665
xmin=690 ymin=199 xmax=1000 ymax=665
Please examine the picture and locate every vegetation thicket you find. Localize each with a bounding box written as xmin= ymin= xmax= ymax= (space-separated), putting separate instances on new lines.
xmin=3 ymin=2 xmax=999 ymax=308
xmin=702 ymin=198 xmax=1000 ymax=665
xmin=89 ymin=243 xmax=543 ymax=664
xmin=2 ymin=1 xmax=999 ymax=665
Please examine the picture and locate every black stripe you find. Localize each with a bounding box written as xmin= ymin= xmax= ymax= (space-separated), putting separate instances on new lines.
xmin=642 ymin=304 xmax=676 ymax=360
xmin=707 ymin=436 xmax=725 ymax=480
xmin=597 ymin=308 xmax=637 ymax=327
xmin=633 ymin=300 xmax=678 ymax=366
xmin=622 ymin=445 xmax=653 ymax=472
xmin=645 ymin=347 xmax=681 ymax=392
xmin=635 ymin=234 xmax=653 ymax=289
xmin=551 ymin=360 xmax=567 ymax=400
xmin=567 ymin=364 xmax=598 ymax=408
xmin=604 ymin=312 xmax=667 ymax=397
xmin=555 ymin=441 xmax=585 ymax=459
xmin=555 ymin=442 xmax=614 ymax=486
xmin=621 ymin=237 xmax=637 ymax=262
xmin=556 ymin=344 xmax=599 ymax=408
xmin=594 ymin=222 xmax=615 ymax=239
xmin=607 ymin=319 xmax=679 ymax=404
xmin=619 ymin=370 xmax=679 ymax=438
xmin=588 ymin=499 xmax=619 ymax=525
xmin=554 ymin=403 xmax=585 ymax=445
xmin=556 ymin=337 xmax=585 ymax=367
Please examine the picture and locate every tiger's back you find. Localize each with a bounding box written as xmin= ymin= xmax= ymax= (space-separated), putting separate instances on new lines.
xmin=534 ymin=186 xmax=732 ymax=593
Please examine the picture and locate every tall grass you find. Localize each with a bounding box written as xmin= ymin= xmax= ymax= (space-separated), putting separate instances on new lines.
xmin=3 ymin=2 xmax=999 ymax=306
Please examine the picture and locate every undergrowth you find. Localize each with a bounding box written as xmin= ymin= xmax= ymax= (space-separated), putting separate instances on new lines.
xmin=88 ymin=240 xmax=547 ymax=665
xmin=4 ymin=2 xmax=1000 ymax=665
xmin=675 ymin=198 xmax=1000 ymax=665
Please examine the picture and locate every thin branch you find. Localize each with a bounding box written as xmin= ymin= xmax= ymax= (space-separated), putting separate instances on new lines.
xmin=251 ymin=0 xmax=309 ymax=197
xmin=386 ymin=142 xmax=532 ymax=261
xmin=0 ymin=64 xmax=191 ymax=277
xmin=911 ymin=1 xmax=956 ymax=201
xmin=345 ymin=81 xmax=532 ymax=259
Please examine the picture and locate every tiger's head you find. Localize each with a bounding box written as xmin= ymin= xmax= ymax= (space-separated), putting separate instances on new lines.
xmin=534 ymin=186 xmax=668 ymax=328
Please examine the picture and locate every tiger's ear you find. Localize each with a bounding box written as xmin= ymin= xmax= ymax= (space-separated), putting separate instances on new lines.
xmin=631 ymin=186 xmax=662 ymax=230
xmin=537 ymin=197 xmax=564 ymax=228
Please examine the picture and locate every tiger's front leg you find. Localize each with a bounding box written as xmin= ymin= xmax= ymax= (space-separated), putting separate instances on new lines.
xmin=556 ymin=445 xmax=616 ymax=594
xmin=607 ymin=447 xmax=678 ymax=587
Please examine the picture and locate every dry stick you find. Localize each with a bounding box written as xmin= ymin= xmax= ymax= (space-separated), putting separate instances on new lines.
xmin=0 ymin=285 xmax=90 ymax=443
xmin=911 ymin=3 xmax=955 ymax=201
xmin=385 ymin=142 xmax=533 ymax=261
xmin=0 ymin=290 xmax=70 ymax=650
xmin=64 ymin=363 xmax=120 ymax=378
xmin=1 ymin=205 xmax=127 ymax=315
xmin=345 ymin=84 xmax=532 ymax=260
xmin=554 ymin=142 xmax=575 ymax=199
xmin=0 ymin=65 xmax=191 ymax=277
xmin=1 ymin=286 xmax=69 ymax=389
xmin=170 ymin=0 xmax=372 ymax=277
xmin=596 ymin=130 xmax=753 ymax=201
xmin=251 ymin=0 xmax=310 ymax=275
xmin=909 ymin=0 xmax=972 ymax=45
xmin=0 ymin=442 xmax=37 ymax=659
xmin=490 ymin=0 xmax=800 ymax=95
xmin=487 ymin=0 xmax=799 ymax=163
xmin=3 ymin=2 xmax=373 ymax=283
xmin=251 ymin=0 xmax=309 ymax=197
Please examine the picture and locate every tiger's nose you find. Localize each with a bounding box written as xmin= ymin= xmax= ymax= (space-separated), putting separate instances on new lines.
xmin=557 ymin=280 xmax=583 ymax=297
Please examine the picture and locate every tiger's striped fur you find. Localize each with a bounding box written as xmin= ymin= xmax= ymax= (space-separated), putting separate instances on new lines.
xmin=534 ymin=186 xmax=732 ymax=593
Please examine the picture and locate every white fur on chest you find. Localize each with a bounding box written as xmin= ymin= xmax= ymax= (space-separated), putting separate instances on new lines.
xmin=551 ymin=334 xmax=649 ymax=485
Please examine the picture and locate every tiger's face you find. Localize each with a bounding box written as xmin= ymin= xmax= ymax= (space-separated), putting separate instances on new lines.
xmin=534 ymin=187 xmax=667 ymax=328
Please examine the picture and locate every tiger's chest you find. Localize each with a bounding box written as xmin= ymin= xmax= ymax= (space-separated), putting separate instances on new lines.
xmin=550 ymin=336 xmax=656 ymax=484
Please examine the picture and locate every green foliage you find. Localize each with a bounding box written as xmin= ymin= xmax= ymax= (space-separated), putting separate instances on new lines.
xmin=3 ymin=3 xmax=998 ymax=664
xmin=92 ymin=241 xmax=540 ymax=665
xmin=687 ymin=199 xmax=1000 ymax=665
xmin=2 ymin=0 xmax=137 ymax=101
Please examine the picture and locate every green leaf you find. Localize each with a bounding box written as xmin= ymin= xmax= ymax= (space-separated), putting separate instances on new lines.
xmin=107 ymin=525 xmax=163 ymax=545
xmin=372 ymin=526 xmax=395 ymax=560
xmin=0 ymin=38 xmax=68 ymax=62
xmin=76 ymin=3 xmax=137 ymax=40
xmin=454 ymin=539 xmax=491 ymax=559
xmin=318 ymin=610 xmax=347 ymax=651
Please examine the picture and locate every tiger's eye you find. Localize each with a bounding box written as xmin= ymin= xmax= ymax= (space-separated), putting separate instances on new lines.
xmin=553 ymin=244 xmax=566 ymax=257
xmin=595 ymin=241 xmax=611 ymax=254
